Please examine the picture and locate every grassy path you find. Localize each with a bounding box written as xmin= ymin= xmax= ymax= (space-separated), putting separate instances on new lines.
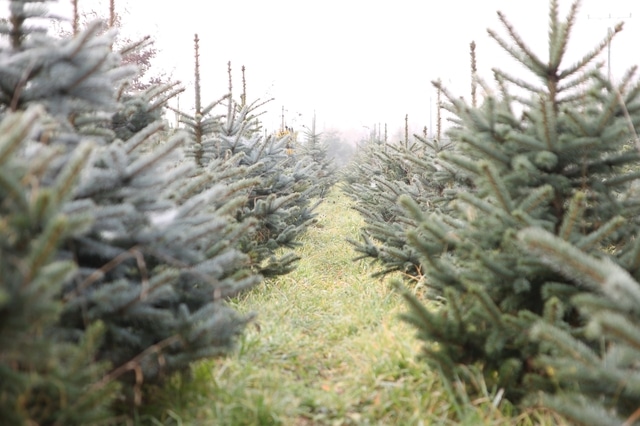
xmin=201 ymin=188 xmax=433 ymax=425
xmin=152 ymin=189 xmax=563 ymax=425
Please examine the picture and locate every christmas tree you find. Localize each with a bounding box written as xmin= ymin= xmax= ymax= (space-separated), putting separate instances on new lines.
xmin=343 ymin=117 xmax=465 ymax=282
xmin=392 ymin=0 xmax=640 ymax=422
xmin=0 ymin=0 xmax=262 ymax=421
xmin=0 ymin=106 xmax=121 ymax=426
xmin=298 ymin=112 xmax=338 ymax=198
xmin=178 ymin=35 xmax=326 ymax=277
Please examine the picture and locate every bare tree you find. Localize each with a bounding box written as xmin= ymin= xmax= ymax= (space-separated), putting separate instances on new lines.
xmin=61 ymin=0 xmax=171 ymax=91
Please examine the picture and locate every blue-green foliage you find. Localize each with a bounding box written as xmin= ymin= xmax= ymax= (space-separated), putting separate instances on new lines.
xmin=0 ymin=1 xmax=263 ymax=422
xmin=298 ymin=114 xmax=339 ymax=198
xmin=179 ymin=73 xmax=331 ymax=277
xmin=377 ymin=1 xmax=640 ymax=423
xmin=0 ymin=107 xmax=121 ymax=425
xmin=343 ymin=133 xmax=466 ymax=281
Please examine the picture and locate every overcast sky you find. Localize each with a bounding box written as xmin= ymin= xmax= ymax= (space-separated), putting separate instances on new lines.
xmin=51 ymin=1 xmax=640 ymax=139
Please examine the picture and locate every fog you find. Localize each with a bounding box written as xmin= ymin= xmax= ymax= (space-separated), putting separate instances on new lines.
xmin=51 ymin=0 xmax=640 ymax=143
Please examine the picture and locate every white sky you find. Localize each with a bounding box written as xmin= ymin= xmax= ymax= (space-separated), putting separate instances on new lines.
xmin=40 ymin=1 xmax=640 ymax=138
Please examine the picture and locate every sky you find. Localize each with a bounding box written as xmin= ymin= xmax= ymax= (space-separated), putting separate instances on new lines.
xmin=44 ymin=0 xmax=640 ymax=140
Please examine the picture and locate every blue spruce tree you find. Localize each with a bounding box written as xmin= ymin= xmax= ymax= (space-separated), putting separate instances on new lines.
xmin=0 ymin=0 xmax=262 ymax=421
xmin=179 ymin=35 xmax=326 ymax=277
xmin=0 ymin=106 xmax=120 ymax=426
xmin=344 ymin=116 xmax=466 ymax=281
xmin=392 ymin=1 xmax=640 ymax=423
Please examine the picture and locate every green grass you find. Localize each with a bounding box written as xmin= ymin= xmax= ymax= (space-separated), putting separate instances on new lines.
xmin=139 ymin=188 xmax=569 ymax=425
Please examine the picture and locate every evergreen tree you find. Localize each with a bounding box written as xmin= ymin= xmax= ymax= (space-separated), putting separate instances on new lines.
xmin=392 ymin=0 xmax=640 ymax=422
xmin=0 ymin=107 xmax=120 ymax=426
xmin=0 ymin=0 xmax=261 ymax=419
xmin=343 ymin=125 xmax=464 ymax=281
xmin=109 ymin=49 xmax=184 ymax=142
xmin=205 ymin=98 xmax=319 ymax=277
xmin=518 ymin=227 xmax=640 ymax=425
xmin=179 ymin=36 xmax=323 ymax=277
xmin=298 ymin=113 xmax=338 ymax=198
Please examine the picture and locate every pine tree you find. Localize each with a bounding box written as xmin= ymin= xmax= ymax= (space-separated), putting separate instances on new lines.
xmin=178 ymin=36 xmax=324 ymax=277
xmin=518 ymin=227 xmax=640 ymax=424
xmin=393 ymin=0 xmax=640 ymax=421
xmin=343 ymin=122 xmax=464 ymax=281
xmin=299 ymin=112 xmax=338 ymax=198
xmin=0 ymin=106 xmax=121 ymax=426
xmin=0 ymin=0 xmax=262 ymax=419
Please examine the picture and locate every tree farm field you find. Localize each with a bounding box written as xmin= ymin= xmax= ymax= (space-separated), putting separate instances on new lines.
xmin=144 ymin=188 xmax=568 ymax=426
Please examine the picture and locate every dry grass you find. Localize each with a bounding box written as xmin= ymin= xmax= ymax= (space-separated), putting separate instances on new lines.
xmin=138 ymin=188 xmax=568 ymax=425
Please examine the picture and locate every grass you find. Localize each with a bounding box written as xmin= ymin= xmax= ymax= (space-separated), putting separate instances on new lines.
xmin=139 ymin=188 xmax=569 ymax=425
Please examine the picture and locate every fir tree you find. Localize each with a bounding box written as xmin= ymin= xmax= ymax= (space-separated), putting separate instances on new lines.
xmin=343 ymin=121 xmax=464 ymax=281
xmin=0 ymin=106 xmax=120 ymax=426
xmin=518 ymin=227 xmax=640 ymax=424
xmin=0 ymin=0 xmax=261 ymax=419
xmin=178 ymin=36 xmax=324 ymax=277
xmin=393 ymin=0 xmax=640 ymax=422
xmin=299 ymin=112 xmax=338 ymax=198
